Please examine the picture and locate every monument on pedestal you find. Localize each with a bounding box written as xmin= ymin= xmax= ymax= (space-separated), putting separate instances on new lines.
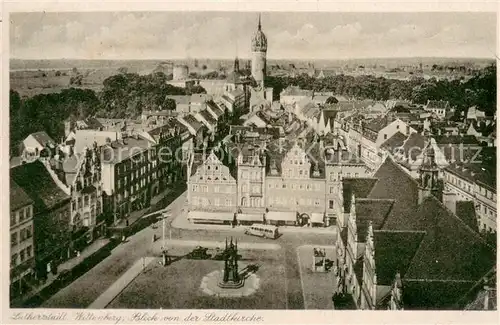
xmin=218 ymin=237 xmax=244 ymax=289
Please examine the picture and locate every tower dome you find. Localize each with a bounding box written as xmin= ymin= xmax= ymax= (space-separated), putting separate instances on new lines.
xmin=251 ymin=14 xmax=267 ymax=52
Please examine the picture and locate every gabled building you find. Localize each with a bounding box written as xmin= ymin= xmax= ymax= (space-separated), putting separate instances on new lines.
xmin=424 ymin=100 xmax=451 ymax=119
xmin=47 ymin=144 xmax=106 ymax=253
xmin=19 ymin=131 xmax=57 ymax=163
xmin=280 ymin=85 xmax=313 ymax=106
xmin=187 ymin=152 xmax=238 ymax=224
xmin=333 ymin=154 xmax=495 ymax=310
xmin=11 ymin=160 xmax=72 ymax=281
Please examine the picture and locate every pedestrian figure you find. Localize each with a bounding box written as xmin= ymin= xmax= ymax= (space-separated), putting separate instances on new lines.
xmin=126 ymin=219 xmax=129 ymax=227
xmin=122 ymin=235 xmax=126 ymax=242
xmin=152 ymin=234 xmax=156 ymax=242
xmin=77 ymin=251 xmax=81 ymax=257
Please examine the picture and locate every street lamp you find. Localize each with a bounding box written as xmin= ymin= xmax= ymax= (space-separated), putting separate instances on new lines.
xmin=156 ymin=212 xmax=171 ymax=251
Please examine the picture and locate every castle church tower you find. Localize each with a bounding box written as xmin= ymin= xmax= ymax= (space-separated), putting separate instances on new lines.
xmin=251 ymin=14 xmax=267 ymax=88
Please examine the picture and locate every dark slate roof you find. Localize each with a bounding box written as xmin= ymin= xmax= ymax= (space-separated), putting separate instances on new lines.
xmin=403 ymin=196 xmax=495 ymax=282
xmin=183 ymin=114 xmax=204 ymax=133
xmin=364 ymin=116 xmax=390 ymax=133
xmin=30 ymin=131 xmax=56 ymax=147
xmin=11 ymin=160 xmax=70 ymax=212
xmin=381 ymin=131 xmax=407 ymax=152
xmin=456 ymin=201 xmax=478 ymax=233
xmin=401 ymin=132 xmax=426 ymax=161
xmin=355 ymin=199 xmax=395 ymax=240
xmin=434 ymin=135 xmax=480 ymax=145
xmin=402 ymin=279 xmax=475 ymax=310
xmin=373 ymin=230 xmax=425 ymax=285
xmin=426 ymin=100 xmax=449 ymax=109
xmin=84 ymin=117 xmax=104 ymax=130
xmin=368 ymin=158 xmax=420 ymax=230
xmin=199 ymin=110 xmax=217 ymax=126
xmin=321 ymin=109 xmax=338 ymax=127
xmin=444 ymin=147 xmax=496 ymax=190
xmin=10 ymin=178 xmax=34 ymax=211
xmin=207 ymin=101 xmax=224 ymax=117
xmin=342 ymin=178 xmax=379 ymax=212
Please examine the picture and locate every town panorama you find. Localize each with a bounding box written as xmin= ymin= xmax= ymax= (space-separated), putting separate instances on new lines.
xmin=8 ymin=11 xmax=497 ymax=312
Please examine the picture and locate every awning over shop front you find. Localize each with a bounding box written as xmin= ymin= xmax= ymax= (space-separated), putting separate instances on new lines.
xmin=266 ymin=211 xmax=297 ymax=221
xmin=311 ymin=213 xmax=325 ymax=224
xmin=188 ymin=210 xmax=234 ymax=221
xmin=237 ymin=213 xmax=263 ymax=222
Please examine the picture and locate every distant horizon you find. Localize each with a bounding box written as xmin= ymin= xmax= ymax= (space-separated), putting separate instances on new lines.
xmin=10 ymin=56 xmax=496 ymax=62
xmin=10 ymin=12 xmax=496 ymax=60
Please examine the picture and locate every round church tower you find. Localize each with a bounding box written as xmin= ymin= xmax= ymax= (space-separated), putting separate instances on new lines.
xmin=251 ymin=14 xmax=267 ymax=87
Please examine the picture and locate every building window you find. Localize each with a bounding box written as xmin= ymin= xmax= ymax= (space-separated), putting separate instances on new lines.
xmin=10 ymin=213 xmax=16 ymax=226
xmin=329 ymin=200 xmax=334 ymax=209
xmin=26 ymin=225 xmax=32 ymax=239
xmin=19 ymin=208 xmax=25 ymax=222
xmin=11 ymin=232 xmax=18 ymax=247
xmin=11 ymin=254 xmax=18 ymax=267
xmin=20 ymin=249 xmax=25 ymax=263
xmin=26 ymin=245 xmax=32 ymax=258
xmin=330 ymin=187 xmax=334 ymax=194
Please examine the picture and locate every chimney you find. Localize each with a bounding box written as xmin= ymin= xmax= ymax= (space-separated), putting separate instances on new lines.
xmin=442 ymin=190 xmax=456 ymax=215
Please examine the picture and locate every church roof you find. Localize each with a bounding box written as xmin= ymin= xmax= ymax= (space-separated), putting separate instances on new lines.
xmin=373 ymin=230 xmax=426 ymax=285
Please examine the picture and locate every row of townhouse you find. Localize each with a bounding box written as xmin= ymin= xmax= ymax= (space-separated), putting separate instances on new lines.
xmin=186 ymin=129 xmax=371 ymax=227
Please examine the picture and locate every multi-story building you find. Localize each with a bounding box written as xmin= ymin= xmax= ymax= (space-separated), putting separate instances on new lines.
xmin=101 ymin=135 xmax=155 ymax=222
xmin=166 ymin=94 xmax=213 ymax=115
xmin=10 ymin=180 xmax=35 ymax=300
xmin=11 ymin=160 xmax=72 ymax=280
xmin=221 ymin=89 xmax=246 ymax=114
xmin=53 ymin=145 xmax=106 ymax=250
xmin=443 ymin=148 xmax=496 ymax=232
xmin=187 ymin=128 xmax=369 ymax=227
xmin=187 ymin=152 xmax=238 ymax=224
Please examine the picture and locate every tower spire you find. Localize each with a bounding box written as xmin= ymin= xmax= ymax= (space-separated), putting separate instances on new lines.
xmin=258 ymin=13 xmax=262 ymax=31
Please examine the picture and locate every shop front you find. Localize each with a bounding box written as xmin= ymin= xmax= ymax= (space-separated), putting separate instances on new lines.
xmin=188 ymin=210 xmax=235 ymax=225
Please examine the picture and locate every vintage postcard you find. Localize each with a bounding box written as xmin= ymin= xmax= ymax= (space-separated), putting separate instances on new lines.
xmin=2 ymin=1 xmax=498 ymax=324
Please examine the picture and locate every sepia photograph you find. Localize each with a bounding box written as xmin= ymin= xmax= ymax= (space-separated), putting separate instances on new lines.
xmin=3 ymin=2 xmax=498 ymax=322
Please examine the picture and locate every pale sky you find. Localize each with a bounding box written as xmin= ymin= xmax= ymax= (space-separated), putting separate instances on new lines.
xmin=9 ymin=12 xmax=497 ymax=60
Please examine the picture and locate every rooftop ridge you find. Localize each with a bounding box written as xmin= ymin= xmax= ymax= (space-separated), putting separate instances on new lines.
xmin=373 ymin=229 xmax=427 ymax=234
xmin=425 ymin=195 xmax=494 ymax=250
xmin=403 ymin=278 xmax=477 ymax=283
xmin=454 ymin=266 xmax=497 ymax=308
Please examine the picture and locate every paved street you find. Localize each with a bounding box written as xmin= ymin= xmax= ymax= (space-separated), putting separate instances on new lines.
xmin=42 ymin=191 xmax=337 ymax=309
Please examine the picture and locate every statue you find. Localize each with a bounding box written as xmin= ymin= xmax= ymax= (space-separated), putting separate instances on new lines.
xmin=218 ymin=237 xmax=244 ymax=288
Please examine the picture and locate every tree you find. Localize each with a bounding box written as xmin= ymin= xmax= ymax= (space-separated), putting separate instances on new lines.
xmin=202 ymin=64 xmax=207 ymax=70
xmin=55 ymin=70 xmax=62 ymax=77
xmin=162 ymin=98 xmax=176 ymax=111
